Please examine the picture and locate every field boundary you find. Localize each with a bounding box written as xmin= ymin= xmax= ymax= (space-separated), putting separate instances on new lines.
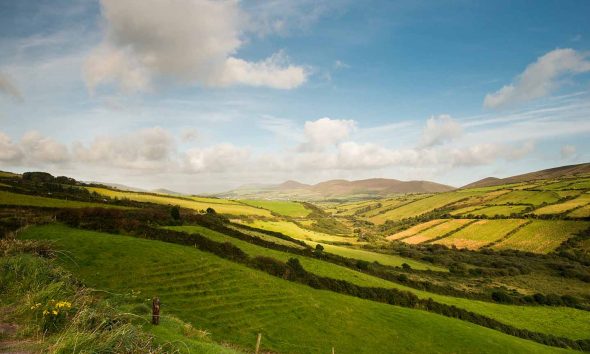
xmin=391 ymin=219 xmax=450 ymax=241
xmin=481 ymin=220 xmax=533 ymax=249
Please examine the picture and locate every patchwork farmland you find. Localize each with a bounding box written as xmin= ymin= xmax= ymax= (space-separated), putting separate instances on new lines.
xmin=2 ymin=165 xmax=590 ymax=353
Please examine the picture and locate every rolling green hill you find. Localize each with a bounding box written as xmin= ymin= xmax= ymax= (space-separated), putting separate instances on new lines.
xmin=20 ymin=224 xmax=575 ymax=354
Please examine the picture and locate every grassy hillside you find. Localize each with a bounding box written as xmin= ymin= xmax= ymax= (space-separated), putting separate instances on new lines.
xmin=163 ymin=225 xmax=590 ymax=339
xmin=87 ymin=187 xmax=272 ymax=217
xmin=19 ymin=224 xmax=576 ymax=353
xmin=0 ymin=190 xmax=126 ymax=209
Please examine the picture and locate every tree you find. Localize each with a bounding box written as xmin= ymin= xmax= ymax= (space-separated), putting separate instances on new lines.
xmin=314 ymin=244 xmax=324 ymax=255
xmin=170 ymin=205 xmax=181 ymax=220
xmin=206 ymin=207 xmax=216 ymax=214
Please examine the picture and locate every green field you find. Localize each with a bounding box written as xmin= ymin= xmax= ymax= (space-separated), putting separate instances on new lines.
xmin=87 ymin=187 xmax=272 ymax=217
xmin=449 ymin=189 xmax=512 ymax=209
xmin=466 ymin=205 xmax=530 ymax=217
xmin=234 ymin=220 xmax=441 ymax=270
xmin=239 ymin=200 xmax=311 ymax=217
xmin=567 ymin=180 xmax=590 ymax=190
xmin=403 ymin=219 xmax=473 ymax=244
xmin=488 ymin=190 xmax=561 ymax=206
xmin=19 ymin=224 xmax=584 ymax=350
xmin=0 ymin=190 xmax=125 ymax=209
xmin=367 ymin=192 xmax=479 ymax=224
xmin=164 ymin=225 xmax=590 ymax=339
xmin=433 ymin=219 xmax=527 ymax=250
xmin=534 ymin=194 xmax=590 ymax=215
xmin=165 ymin=225 xmax=399 ymax=288
xmin=226 ymin=224 xmax=307 ymax=249
xmin=307 ymin=241 xmax=446 ymax=271
xmin=492 ymin=220 xmax=590 ymax=254
xmin=387 ymin=219 xmax=448 ymax=240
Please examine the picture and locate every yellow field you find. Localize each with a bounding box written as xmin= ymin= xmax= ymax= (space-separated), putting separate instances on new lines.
xmin=367 ymin=192 xmax=479 ymax=224
xmin=387 ymin=219 xmax=448 ymax=241
xmin=235 ymin=219 xmax=359 ymax=244
xmin=467 ymin=205 xmax=529 ymax=217
xmin=433 ymin=219 xmax=527 ymax=250
xmin=492 ymin=220 xmax=590 ymax=254
xmin=87 ymin=187 xmax=272 ymax=217
xmin=568 ymin=204 xmax=590 ymax=218
xmin=533 ymin=194 xmax=590 ymax=215
xmin=403 ymin=219 xmax=473 ymax=245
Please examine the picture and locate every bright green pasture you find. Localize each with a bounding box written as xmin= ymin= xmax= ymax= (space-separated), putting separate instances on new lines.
xmin=0 ymin=190 xmax=125 ymax=209
xmin=403 ymin=219 xmax=473 ymax=245
xmin=306 ymin=241 xmax=446 ymax=272
xmin=493 ymin=220 xmax=590 ymax=253
xmin=87 ymin=187 xmax=271 ymax=217
xmin=20 ymin=224 xmax=586 ymax=348
xmin=433 ymin=219 xmax=526 ymax=250
xmin=166 ymin=225 xmax=401 ymax=288
xmin=567 ymin=179 xmax=590 ymax=190
xmin=225 ymin=224 xmax=307 ymax=249
xmin=238 ymin=199 xmax=311 ymax=217
xmin=489 ymin=191 xmax=561 ymax=206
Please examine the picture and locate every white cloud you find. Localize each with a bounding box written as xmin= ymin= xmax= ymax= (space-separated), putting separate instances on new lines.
xmin=561 ymin=145 xmax=576 ymax=159
xmin=0 ymin=71 xmax=22 ymax=101
xmin=420 ymin=114 xmax=462 ymax=147
xmin=301 ymin=117 xmax=356 ymax=151
xmin=20 ymin=131 xmax=70 ymax=164
xmin=0 ymin=132 xmax=23 ymax=162
xmin=220 ymin=51 xmax=306 ymax=89
xmin=85 ymin=0 xmax=307 ymax=93
xmin=334 ymin=60 xmax=350 ymax=69
xmin=180 ymin=128 xmax=200 ymax=143
xmin=73 ymin=127 xmax=174 ymax=170
xmin=184 ymin=144 xmax=249 ymax=172
xmin=484 ymin=48 xmax=590 ymax=108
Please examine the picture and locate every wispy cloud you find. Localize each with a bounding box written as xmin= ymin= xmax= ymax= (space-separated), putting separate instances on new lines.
xmin=484 ymin=49 xmax=590 ymax=109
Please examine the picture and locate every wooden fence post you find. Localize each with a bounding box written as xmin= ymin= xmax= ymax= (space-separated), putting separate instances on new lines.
xmin=255 ymin=333 xmax=262 ymax=354
xmin=152 ymin=297 xmax=160 ymax=325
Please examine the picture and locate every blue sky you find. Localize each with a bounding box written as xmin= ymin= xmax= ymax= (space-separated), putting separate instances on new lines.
xmin=0 ymin=0 xmax=589 ymax=193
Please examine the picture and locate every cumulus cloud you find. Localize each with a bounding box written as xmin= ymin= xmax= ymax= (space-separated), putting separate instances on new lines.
xmin=0 ymin=132 xmax=23 ymax=162
xmin=484 ymin=48 xmax=590 ymax=108
xmin=300 ymin=117 xmax=356 ymax=151
xmin=73 ymin=127 xmax=174 ymax=170
xmin=20 ymin=131 xmax=70 ymax=164
xmin=184 ymin=144 xmax=249 ymax=172
xmin=420 ymin=115 xmax=462 ymax=147
xmin=561 ymin=145 xmax=576 ymax=159
xmin=0 ymin=131 xmax=68 ymax=166
xmin=85 ymin=0 xmax=307 ymax=93
xmin=0 ymin=71 xmax=22 ymax=101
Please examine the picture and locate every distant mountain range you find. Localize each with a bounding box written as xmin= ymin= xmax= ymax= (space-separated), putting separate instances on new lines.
xmin=216 ymin=178 xmax=455 ymax=200
xmin=82 ymin=162 xmax=590 ymax=201
xmin=462 ymin=162 xmax=590 ymax=189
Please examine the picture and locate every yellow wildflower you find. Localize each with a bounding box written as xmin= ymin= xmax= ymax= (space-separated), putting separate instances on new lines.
xmin=52 ymin=310 xmax=58 ymax=315
xmin=43 ymin=310 xmax=49 ymax=316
